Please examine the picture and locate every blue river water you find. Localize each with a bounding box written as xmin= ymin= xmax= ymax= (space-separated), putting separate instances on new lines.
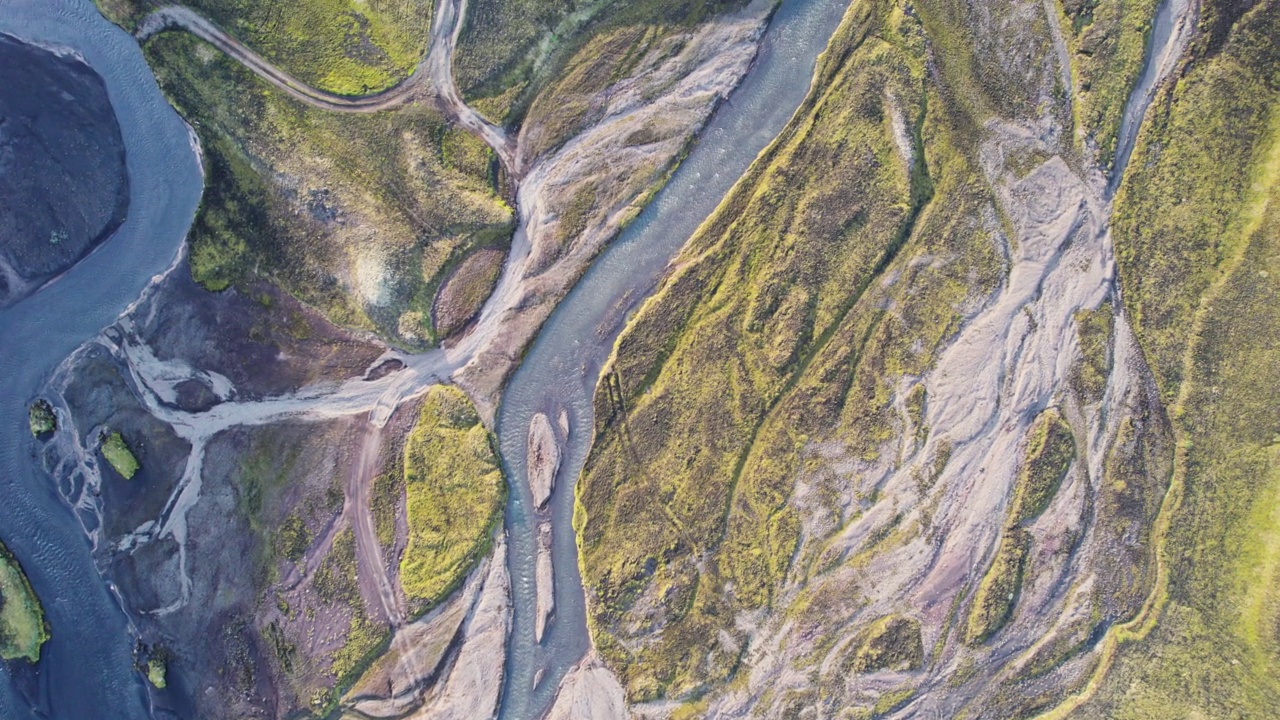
xmin=0 ymin=0 xmax=203 ymax=717
xmin=494 ymin=0 xmax=852 ymax=717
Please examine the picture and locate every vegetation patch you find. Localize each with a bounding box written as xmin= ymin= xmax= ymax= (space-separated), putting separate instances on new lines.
xmin=135 ymin=0 xmax=435 ymax=95
xmin=965 ymin=528 xmax=1030 ymax=645
xmin=101 ymin=430 xmax=140 ymax=480
xmin=370 ymin=470 xmax=401 ymax=552
xmin=1061 ymin=0 xmax=1162 ymax=167
xmin=576 ymin=0 xmax=1011 ymax=700
xmin=27 ymin=400 xmax=55 ymax=437
xmin=453 ymin=0 xmax=747 ymax=122
xmin=1062 ymin=2 xmax=1280 ymax=714
xmin=0 ymin=540 xmax=50 ymax=663
xmin=313 ymin=529 xmax=389 ymax=686
xmin=1072 ymin=303 xmax=1114 ymax=402
xmin=147 ymin=656 xmax=168 ymax=689
xmin=963 ymin=410 xmax=1072 ymax=646
xmin=400 ymin=386 xmax=504 ymax=613
xmin=1008 ymin=408 xmax=1076 ymax=526
xmin=846 ymin=614 xmax=924 ymax=673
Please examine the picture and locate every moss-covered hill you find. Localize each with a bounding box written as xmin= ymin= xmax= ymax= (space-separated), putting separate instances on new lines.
xmin=577 ymin=0 xmax=1280 ymax=714
xmin=1075 ymin=0 xmax=1280 ymax=715
xmin=141 ymin=29 xmax=512 ymax=349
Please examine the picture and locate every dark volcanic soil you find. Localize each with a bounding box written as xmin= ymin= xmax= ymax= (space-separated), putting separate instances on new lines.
xmin=0 ymin=33 xmax=129 ymax=307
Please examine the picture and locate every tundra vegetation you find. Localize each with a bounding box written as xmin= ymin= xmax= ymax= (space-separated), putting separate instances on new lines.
xmin=69 ymin=0 xmax=1280 ymax=715
xmin=96 ymin=0 xmax=434 ymax=94
xmin=0 ymin=540 xmax=50 ymax=663
xmin=400 ymin=385 xmax=504 ymax=614
xmin=139 ymin=30 xmax=512 ymax=348
xmin=1060 ymin=0 xmax=1162 ymax=167
xmin=579 ymin=0 xmax=1279 ymax=713
xmin=100 ymin=430 xmax=141 ymax=480
xmin=579 ymin=0 xmax=1010 ymax=700
xmin=27 ymin=400 xmax=55 ymax=437
xmin=966 ymin=410 xmax=1074 ymax=644
xmin=1078 ymin=0 xmax=1280 ymax=714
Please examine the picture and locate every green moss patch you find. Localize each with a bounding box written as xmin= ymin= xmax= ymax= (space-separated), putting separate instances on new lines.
xmin=101 ymin=430 xmax=140 ymax=480
xmin=27 ymin=400 xmax=56 ymax=437
xmin=965 ymin=528 xmax=1030 ymax=645
xmin=189 ymin=0 xmax=433 ymax=96
xmin=1008 ymin=409 xmax=1076 ymax=526
xmin=147 ymin=656 xmax=168 ymax=689
xmin=847 ymin=614 xmax=924 ymax=673
xmin=1072 ymin=303 xmax=1114 ymax=403
xmin=0 ymin=540 xmax=50 ymax=663
xmin=399 ymin=386 xmax=504 ymax=612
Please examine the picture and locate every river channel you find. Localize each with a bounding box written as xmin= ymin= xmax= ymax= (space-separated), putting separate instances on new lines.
xmin=494 ymin=0 xmax=851 ymax=717
xmin=0 ymin=0 xmax=203 ymax=717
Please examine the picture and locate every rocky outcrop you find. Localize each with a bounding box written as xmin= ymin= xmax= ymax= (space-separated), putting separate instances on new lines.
xmin=535 ymin=521 xmax=555 ymax=643
xmin=527 ymin=412 xmax=560 ymax=509
xmin=0 ymin=33 xmax=129 ymax=308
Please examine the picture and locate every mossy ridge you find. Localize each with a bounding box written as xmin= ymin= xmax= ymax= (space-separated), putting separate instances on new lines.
xmin=1110 ymin=0 xmax=1280 ymax=404
xmin=1045 ymin=1 xmax=1280 ymax=715
xmin=1071 ymin=303 xmax=1115 ymax=403
xmin=126 ymin=0 xmax=433 ymax=95
xmin=577 ymin=0 xmax=1013 ymax=701
xmin=963 ymin=410 xmax=1073 ymax=646
xmin=1008 ymin=409 xmax=1076 ymax=526
xmin=399 ymin=386 xmax=504 ymax=615
xmin=0 ymin=539 xmax=50 ymax=663
xmin=966 ymin=528 xmax=1032 ymax=645
xmin=143 ymin=32 xmax=512 ymax=349
xmin=844 ymin=614 xmax=925 ymax=673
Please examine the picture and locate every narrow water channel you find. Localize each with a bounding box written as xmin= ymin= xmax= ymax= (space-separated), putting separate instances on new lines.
xmin=493 ymin=0 xmax=852 ymax=717
xmin=0 ymin=1 xmax=204 ymax=718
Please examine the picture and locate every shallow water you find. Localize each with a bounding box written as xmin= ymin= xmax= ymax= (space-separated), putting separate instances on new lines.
xmin=0 ymin=0 xmax=203 ymax=717
xmin=493 ymin=0 xmax=852 ymax=717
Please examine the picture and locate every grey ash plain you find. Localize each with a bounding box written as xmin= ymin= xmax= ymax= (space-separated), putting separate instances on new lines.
xmin=0 ymin=32 xmax=129 ymax=308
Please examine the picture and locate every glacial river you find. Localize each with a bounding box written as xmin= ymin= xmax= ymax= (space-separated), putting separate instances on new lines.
xmin=0 ymin=1 xmax=203 ymax=718
xmin=494 ymin=0 xmax=851 ymax=716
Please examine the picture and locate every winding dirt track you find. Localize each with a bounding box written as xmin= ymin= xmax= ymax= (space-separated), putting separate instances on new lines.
xmin=134 ymin=2 xmax=518 ymax=172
